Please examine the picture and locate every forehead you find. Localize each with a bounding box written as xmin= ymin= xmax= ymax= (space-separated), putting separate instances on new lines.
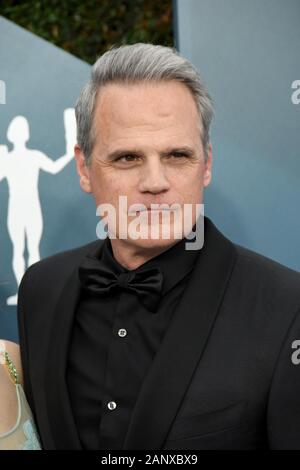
xmin=93 ymin=81 xmax=201 ymax=146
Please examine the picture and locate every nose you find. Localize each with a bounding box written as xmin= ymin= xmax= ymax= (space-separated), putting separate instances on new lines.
xmin=138 ymin=156 xmax=170 ymax=194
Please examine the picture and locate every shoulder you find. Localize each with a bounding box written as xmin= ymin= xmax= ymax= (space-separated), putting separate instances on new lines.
xmin=230 ymin=243 xmax=300 ymax=316
xmin=17 ymin=239 xmax=106 ymax=330
xmin=234 ymin=244 xmax=300 ymax=288
xmin=30 ymin=239 xmax=103 ymax=269
xmin=0 ymin=340 xmax=22 ymax=385
xmin=19 ymin=239 xmax=104 ymax=287
xmin=207 ymin=217 xmax=300 ymax=299
xmin=0 ymin=340 xmax=22 ymax=435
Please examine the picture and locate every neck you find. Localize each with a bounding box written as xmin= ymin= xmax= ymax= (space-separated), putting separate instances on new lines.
xmin=110 ymin=238 xmax=177 ymax=271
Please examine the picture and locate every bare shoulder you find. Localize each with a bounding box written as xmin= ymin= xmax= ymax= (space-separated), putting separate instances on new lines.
xmin=0 ymin=340 xmax=23 ymax=385
xmin=0 ymin=340 xmax=20 ymax=434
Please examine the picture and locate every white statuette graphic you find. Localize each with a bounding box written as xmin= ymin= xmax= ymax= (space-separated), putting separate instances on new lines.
xmin=0 ymin=109 xmax=76 ymax=305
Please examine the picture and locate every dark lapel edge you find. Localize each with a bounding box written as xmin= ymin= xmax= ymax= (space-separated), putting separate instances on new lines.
xmin=45 ymin=239 xmax=105 ymax=449
xmin=123 ymin=219 xmax=238 ymax=449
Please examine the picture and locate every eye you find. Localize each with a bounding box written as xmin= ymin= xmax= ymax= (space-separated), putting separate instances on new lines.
xmin=115 ymin=154 xmax=139 ymax=163
xmin=172 ymin=152 xmax=187 ymax=157
xmin=168 ymin=152 xmax=190 ymax=160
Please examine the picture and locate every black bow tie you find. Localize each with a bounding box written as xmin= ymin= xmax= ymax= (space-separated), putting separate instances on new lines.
xmin=78 ymin=255 xmax=164 ymax=313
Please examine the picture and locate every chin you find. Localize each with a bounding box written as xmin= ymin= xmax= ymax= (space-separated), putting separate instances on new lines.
xmin=128 ymin=236 xmax=181 ymax=251
xmin=115 ymin=221 xmax=186 ymax=251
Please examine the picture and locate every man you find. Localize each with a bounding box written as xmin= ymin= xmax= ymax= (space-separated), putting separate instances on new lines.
xmin=18 ymin=43 xmax=300 ymax=450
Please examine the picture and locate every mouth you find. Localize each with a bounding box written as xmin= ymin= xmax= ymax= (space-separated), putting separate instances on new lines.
xmin=144 ymin=208 xmax=170 ymax=211
xmin=128 ymin=208 xmax=171 ymax=215
xmin=127 ymin=203 xmax=181 ymax=216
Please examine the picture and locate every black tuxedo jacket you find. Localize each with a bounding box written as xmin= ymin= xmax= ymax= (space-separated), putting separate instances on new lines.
xmin=17 ymin=218 xmax=300 ymax=449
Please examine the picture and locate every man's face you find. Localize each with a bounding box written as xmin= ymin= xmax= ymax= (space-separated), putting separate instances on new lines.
xmin=75 ymin=80 xmax=212 ymax=251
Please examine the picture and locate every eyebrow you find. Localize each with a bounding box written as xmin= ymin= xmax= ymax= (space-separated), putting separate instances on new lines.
xmin=106 ymin=146 xmax=196 ymax=160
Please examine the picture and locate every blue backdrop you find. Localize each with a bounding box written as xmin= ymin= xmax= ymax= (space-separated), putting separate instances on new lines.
xmin=0 ymin=16 xmax=97 ymax=341
xmin=1 ymin=3 xmax=300 ymax=342
xmin=174 ymin=0 xmax=300 ymax=271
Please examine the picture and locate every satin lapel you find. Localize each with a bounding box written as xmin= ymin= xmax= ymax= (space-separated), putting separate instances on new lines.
xmin=44 ymin=239 xmax=107 ymax=449
xmin=123 ymin=219 xmax=238 ymax=449
xmin=45 ymin=266 xmax=83 ymax=449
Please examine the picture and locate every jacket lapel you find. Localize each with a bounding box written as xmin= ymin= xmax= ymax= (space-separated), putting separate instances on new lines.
xmin=43 ymin=219 xmax=237 ymax=450
xmin=123 ymin=218 xmax=238 ymax=449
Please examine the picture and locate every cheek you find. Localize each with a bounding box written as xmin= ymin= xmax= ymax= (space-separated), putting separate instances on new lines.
xmin=90 ymin=170 xmax=136 ymax=204
xmin=169 ymin=166 xmax=204 ymax=199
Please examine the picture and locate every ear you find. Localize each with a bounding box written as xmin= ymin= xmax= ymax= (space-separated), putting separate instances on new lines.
xmin=74 ymin=144 xmax=92 ymax=193
xmin=203 ymin=143 xmax=213 ymax=187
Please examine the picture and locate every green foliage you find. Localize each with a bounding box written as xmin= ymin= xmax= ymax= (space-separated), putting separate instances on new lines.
xmin=1 ymin=0 xmax=174 ymax=64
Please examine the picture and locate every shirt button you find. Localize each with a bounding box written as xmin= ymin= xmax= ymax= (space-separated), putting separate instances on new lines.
xmin=107 ymin=401 xmax=117 ymax=411
xmin=118 ymin=328 xmax=127 ymax=337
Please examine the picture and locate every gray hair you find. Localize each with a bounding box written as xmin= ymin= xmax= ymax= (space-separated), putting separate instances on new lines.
xmin=75 ymin=43 xmax=214 ymax=165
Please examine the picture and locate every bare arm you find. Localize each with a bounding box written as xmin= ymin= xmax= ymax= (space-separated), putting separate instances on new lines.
xmin=0 ymin=340 xmax=22 ymax=435
xmin=0 ymin=340 xmax=23 ymax=384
